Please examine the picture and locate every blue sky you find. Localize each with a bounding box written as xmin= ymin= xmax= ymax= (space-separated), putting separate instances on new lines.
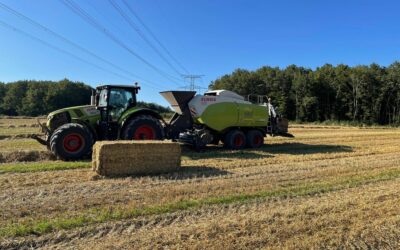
xmin=0 ymin=0 xmax=399 ymax=106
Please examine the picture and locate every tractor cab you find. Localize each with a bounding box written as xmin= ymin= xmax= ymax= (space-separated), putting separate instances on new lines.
xmin=95 ymin=84 xmax=140 ymax=140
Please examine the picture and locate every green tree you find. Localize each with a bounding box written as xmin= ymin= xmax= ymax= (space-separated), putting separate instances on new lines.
xmin=381 ymin=62 xmax=400 ymax=124
xmin=0 ymin=79 xmax=172 ymax=117
xmin=137 ymin=101 xmax=172 ymax=114
xmin=46 ymin=79 xmax=92 ymax=113
xmin=2 ymin=81 xmax=28 ymax=115
xmin=208 ymin=62 xmax=400 ymax=125
xmin=313 ymin=64 xmax=337 ymax=121
xmin=21 ymin=82 xmax=49 ymax=116
xmin=0 ymin=82 xmax=5 ymax=114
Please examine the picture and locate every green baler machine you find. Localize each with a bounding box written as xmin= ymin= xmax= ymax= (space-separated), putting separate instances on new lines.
xmin=161 ymin=89 xmax=289 ymax=149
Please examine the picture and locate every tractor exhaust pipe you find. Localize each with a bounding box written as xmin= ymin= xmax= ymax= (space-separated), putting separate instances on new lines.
xmin=90 ymin=89 xmax=96 ymax=106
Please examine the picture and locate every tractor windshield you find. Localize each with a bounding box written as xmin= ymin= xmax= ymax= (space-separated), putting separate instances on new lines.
xmin=108 ymin=89 xmax=135 ymax=121
xmin=97 ymin=87 xmax=136 ymax=122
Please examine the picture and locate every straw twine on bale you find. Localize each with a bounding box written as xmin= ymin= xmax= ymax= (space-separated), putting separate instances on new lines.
xmin=92 ymin=140 xmax=181 ymax=176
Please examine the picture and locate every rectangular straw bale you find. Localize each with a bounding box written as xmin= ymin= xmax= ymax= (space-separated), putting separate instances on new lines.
xmin=92 ymin=140 xmax=181 ymax=176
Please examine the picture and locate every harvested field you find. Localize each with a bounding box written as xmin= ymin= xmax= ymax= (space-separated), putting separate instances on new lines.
xmin=0 ymin=117 xmax=41 ymax=139
xmin=0 ymin=139 xmax=46 ymax=152
xmin=0 ymin=117 xmax=43 ymax=127
xmin=0 ymin=150 xmax=55 ymax=163
xmin=0 ymin=118 xmax=399 ymax=249
xmin=0 ymin=126 xmax=39 ymax=137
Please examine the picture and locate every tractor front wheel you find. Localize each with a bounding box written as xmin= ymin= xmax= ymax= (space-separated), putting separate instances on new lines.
xmin=121 ymin=115 xmax=164 ymax=140
xmin=224 ymin=129 xmax=246 ymax=150
xmin=50 ymin=123 xmax=94 ymax=161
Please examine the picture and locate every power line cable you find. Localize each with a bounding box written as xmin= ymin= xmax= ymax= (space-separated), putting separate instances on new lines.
xmin=0 ymin=18 xmax=163 ymax=90
xmin=108 ymin=0 xmax=182 ymax=76
xmin=82 ymin=0 xmax=143 ymax=50
xmin=121 ymin=0 xmax=190 ymax=74
xmin=0 ymin=1 xmax=163 ymax=89
xmin=60 ymin=0 xmax=183 ymax=85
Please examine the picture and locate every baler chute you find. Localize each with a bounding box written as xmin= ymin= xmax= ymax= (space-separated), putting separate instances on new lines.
xmin=160 ymin=91 xmax=196 ymax=115
xmin=160 ymin=91 xmax=196 ymax=140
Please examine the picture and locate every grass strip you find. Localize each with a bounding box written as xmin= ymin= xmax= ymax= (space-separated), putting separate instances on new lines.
xmin=1 ymin=168 xmax=399 ymax=238
xmin=0 ymin=161 xmax=91 ymax=174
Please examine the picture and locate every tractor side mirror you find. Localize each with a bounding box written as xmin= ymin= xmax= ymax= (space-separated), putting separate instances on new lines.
xmin=134 ymin=82 xmax=141 ymax=94
xmin=90 ymin=90 xmax=96 ymax=106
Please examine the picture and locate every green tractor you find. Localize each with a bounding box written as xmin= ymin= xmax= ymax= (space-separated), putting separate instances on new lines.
xmin=35 ymin=84 xmax=164 ymax=160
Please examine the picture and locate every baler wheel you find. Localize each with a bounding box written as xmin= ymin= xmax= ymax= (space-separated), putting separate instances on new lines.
xmin=246 ymin=130 xmax=264 ymax=148
xmin=224 ymin=129 xmax=246 ymax=150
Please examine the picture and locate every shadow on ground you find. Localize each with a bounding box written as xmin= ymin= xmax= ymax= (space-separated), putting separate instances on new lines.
xmin=260 ymin=142 xmax=353 ymax=155
xmin=99 ymin=166 xmax=231 ymax=180
xmin=182 ymin=145 xmax=272 ymax=160
xmin=182 ymin=142 xmax=353 ymax=159
xmin=160 ymin=166 xmax=231 ymax=180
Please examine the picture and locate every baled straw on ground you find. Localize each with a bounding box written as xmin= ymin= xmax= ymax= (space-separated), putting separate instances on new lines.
xmin=92 ymin=140 xmax=181 ymax=176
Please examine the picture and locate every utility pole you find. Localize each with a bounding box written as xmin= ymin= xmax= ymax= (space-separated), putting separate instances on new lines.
xmin=181 ymin=74 xmax=205 ymax=93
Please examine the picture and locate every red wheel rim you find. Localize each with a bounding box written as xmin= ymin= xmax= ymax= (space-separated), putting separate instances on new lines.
xmin=253 ymin=135 xmax=263 ymax=146
xmin=63 ymin=134 xmax=84 ymax=153
xmin=233 ymin=134 xmax=244 ymax=147
xmin=134 ymin=125 xmax=155 ymax=140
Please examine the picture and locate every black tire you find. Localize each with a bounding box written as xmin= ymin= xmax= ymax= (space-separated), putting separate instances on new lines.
xmin=246 ymin=130 xmax=264 ymax=148
xmin=121 ymin=115 xmax=164 ymax=140
xmin=223 ymin=129 xmax=246 ymax=150
xmin=50 ymin=123 xmax=94 ymax=161
xmin=210 ymin=135 xmax=220 ymax=145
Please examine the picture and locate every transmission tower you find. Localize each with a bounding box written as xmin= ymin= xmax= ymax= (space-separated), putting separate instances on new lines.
xmin=181 ymin=74 xmax=206 ymax=92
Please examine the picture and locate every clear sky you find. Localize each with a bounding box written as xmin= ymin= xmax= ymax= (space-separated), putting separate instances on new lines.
xmin=0 ymin=0 xmax=399 ymax=106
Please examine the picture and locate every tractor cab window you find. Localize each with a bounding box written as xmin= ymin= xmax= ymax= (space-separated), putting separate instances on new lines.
xmin=108 ymin=89 xmax=134 ymax=121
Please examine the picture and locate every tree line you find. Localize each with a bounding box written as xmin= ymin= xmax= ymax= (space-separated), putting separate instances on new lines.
xmin=0 ymin=79 xmax=171 ymax=116
xmin=210 ymin=62 xmax=400 ymax=125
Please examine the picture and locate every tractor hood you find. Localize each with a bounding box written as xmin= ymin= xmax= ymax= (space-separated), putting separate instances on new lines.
xmin=47 ymin=105 xmax=100 ymax=119
xmin=46 ymin=105 xmax=100 ymax=131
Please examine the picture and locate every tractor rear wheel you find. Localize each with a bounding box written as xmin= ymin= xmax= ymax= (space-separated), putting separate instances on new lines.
xmin=224 ymin=129 xmax=246 ymax=149
xmin=121 ymin=115 xmax=164 ymax=140
xmin=246 ymin=130 xmax=264 ymax=148
xmin=50 ymin=123 xmax=94 ymax=161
